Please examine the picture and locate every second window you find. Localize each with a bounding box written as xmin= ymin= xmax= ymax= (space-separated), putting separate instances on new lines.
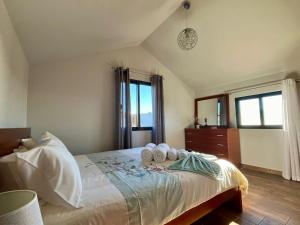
xmin=235 ymin=91 xmax=283 ymax=129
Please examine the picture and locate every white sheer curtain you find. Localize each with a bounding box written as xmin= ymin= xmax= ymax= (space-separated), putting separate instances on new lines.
xmin=282 ymin=79 xmax=300 ymax=181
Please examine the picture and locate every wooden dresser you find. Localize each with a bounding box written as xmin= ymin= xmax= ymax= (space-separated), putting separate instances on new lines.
xmin=185 ymin=128 xmax=241 ymax=167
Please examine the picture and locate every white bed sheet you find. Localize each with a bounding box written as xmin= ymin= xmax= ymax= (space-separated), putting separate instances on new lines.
xmin=41 ymin=148 xmax=247 ymax=225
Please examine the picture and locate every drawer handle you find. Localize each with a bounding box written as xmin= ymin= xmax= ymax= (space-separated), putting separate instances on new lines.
xmin=217 ymin=144 xmax=224 ymax=147
xmin=187 ymin=140 xmax=192 ymax=143
xmin=187 ymin=133 xmax=192 ymax=135
xmin=217 ymin=154 xmax=225 ymax=156
xmin=216 ymin=134 xmax=224 ymax=137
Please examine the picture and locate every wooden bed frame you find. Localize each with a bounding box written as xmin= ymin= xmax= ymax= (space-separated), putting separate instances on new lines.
xmin=0 ymin=128 xmax=242 ymax=225
xmin=0 ymin=128 xmax=31 ymax=157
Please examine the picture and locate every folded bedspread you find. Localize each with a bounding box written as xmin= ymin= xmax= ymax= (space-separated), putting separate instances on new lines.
xmin=168 ymin=152 xmax=223 ymax=180
xmin=41 ymin=148 xmax=248 ymax=225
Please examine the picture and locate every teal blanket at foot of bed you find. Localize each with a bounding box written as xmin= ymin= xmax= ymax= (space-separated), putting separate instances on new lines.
xmin=168 ymin=152 xmax=223 ymax=180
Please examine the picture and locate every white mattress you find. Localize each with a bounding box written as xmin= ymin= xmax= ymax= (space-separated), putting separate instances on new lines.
xmin=41 ymin=148 xmax=248 ymax=225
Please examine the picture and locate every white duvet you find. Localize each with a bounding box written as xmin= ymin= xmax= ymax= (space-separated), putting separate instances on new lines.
xmin=41 ymin=148 xmax=248 ymax=225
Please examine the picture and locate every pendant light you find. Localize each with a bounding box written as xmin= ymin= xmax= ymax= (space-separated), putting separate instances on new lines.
xmin=177 ymin=0 xmax=198 ymax=50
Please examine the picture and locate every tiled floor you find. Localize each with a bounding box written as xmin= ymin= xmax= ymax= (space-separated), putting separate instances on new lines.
xmin=193 ymin=169 xmax=300 ymax=225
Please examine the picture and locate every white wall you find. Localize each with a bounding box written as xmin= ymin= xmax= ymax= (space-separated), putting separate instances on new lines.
xmin=197 ymin=77 xmax=287 ymax=171
xmin=132 ymin=131 xmax=151 ymax=148
xmin=28 ymin=46 xmax=194 ymax=154
xmin=229 ymin=84 xmax=284 ymax=171
xmin=0 ymin=0 xmax=28 ymax=127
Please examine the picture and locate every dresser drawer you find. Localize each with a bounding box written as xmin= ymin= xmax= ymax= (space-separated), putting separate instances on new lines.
xmin=185 ymin=136 xmax=227 ymax=146
xmin=189 ymin=146 xmax=228 ymax=159
xmin=185 ymin=129 xmax=227 ymax=139
xmin=187 ymin=142 xmax=228 ymax=154
xmin=200 ymin=143 xmax=228 ymax=154
xmin=185 ymin=128 xmax=241 ymax=166
xmin=186 ymin=128 xmax=227 ymax=134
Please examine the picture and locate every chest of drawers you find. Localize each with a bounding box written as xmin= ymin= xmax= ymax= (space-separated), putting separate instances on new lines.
xmin=185 ymin=128 xmax=241 ymax=167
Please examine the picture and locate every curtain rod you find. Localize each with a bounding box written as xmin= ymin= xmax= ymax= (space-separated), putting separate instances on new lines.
xmin=112 ymin=67 xmax=158 ymax=76
xmin=225 ymin=78 xmax=300 ymax=94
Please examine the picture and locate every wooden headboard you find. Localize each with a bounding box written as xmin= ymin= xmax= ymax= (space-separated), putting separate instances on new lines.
xmin=0 ymin=128 xmax=31 ymax=157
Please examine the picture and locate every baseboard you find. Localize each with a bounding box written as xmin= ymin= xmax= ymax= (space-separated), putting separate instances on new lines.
xmin=241 ymin=164 xmax=282 ymax=176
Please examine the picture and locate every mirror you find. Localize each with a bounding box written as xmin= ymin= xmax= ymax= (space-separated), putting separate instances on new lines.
xmin=195 ymin=94 xmax=229 ymax=127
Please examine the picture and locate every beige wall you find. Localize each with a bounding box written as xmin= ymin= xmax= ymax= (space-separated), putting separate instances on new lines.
xmin=0 ymin=0 xmax=28 ymax=128
xmin=229 ymin=84 xmax=283 ymax=171
xmin=197 ymin=77 xmax=287 ymax=171
xmin=28 ymin=46 xmax=194 ymax=154
xmin=132 ymin=131 xmax=151 ymax=148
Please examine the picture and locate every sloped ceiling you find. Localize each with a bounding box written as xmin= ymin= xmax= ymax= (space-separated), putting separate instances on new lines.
xmin=4 ymin=0 xmax=300 ymax=91
xmin=4 ymin=0 xmax=181 ymax=64
xmin=143 ymin=0 xmax=300 ymax=90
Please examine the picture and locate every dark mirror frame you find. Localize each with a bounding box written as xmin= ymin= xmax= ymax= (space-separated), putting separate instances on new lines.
xmin=194 ymin=94 xmax=230 ymax=128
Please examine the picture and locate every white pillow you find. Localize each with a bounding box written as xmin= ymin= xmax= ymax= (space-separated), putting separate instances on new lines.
xmin=39 ymin=131 xmax=65 ymax=147
xmin=16 ymin=132 xmax=82 ymax=208
xmin=21 ymin=138 xmax=38 ymax=149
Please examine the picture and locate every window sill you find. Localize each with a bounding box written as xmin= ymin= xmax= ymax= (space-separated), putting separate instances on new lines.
xmin=132 ymin=127 xmax=152 ymax=131
xmin=237 ymin=126 xmax=282 ymax=129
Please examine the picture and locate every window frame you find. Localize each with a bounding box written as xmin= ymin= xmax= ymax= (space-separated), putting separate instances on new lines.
xmin=130 ymin=79 xmax=153 ymax=131
xmin=235 ymin=91 xmax=282 ymax=129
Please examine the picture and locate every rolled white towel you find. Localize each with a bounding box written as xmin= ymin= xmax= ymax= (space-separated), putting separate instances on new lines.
xmin=145 ymin=143 xmax=156 ymax=149
xmin=157 ymin=143 xmax=170 ymax=151
xmin=167 ymin=148 xmax=178 ymax=161
xmin=153 ymin=146 xmax=168 ymax=163
xmin=177 ymin=149 xmax=189 ymax=160
xmin=141 ymin=147 xmax=154 ymax=162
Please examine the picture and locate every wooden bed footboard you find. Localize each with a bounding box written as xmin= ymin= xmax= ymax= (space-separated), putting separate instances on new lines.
xmin=166 ymin=188 xmax=242 ymax=225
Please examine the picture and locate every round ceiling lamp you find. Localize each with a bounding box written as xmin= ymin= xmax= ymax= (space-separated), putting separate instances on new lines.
xmin=177 ymin=1 xmax=198 ymax=51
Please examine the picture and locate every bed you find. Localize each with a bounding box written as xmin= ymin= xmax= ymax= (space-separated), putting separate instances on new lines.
xmin=0 ymin=128 xmax=248 ymax=225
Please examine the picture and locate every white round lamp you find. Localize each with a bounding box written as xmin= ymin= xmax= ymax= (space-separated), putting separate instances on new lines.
xmin=0 ymin=190 xmax=44 ymax=225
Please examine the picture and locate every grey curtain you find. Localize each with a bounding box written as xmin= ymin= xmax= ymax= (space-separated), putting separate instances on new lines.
xmin=115 ymin=67 xmax=132 ymax=149
xmin=151 ymin=75 xmax=165 ymax=144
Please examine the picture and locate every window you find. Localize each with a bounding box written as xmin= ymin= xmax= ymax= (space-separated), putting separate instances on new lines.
xmin=130 ymin=80 xmax=153 ymax=130
xmin=235 ymin=91 xmax=282 ymax=129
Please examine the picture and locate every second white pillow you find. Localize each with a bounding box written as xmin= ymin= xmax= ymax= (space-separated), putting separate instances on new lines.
xmin=16 ymin=132 xmax=82 ymax=208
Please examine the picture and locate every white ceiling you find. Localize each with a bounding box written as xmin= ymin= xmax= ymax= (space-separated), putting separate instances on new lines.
xmin=4 ymin=0 xmax=181 ymax=64
xmin=5 ymin=0 xmax=300 ymax=90
xmin=144 ymin=0 xmax=300 ymax=90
